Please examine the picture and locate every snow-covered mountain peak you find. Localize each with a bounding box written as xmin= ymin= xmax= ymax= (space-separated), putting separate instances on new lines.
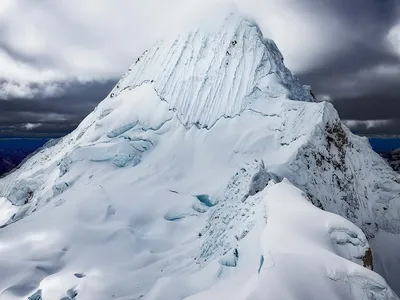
xmin=109 ymin=14 xmax=314 ymax=129
xmin=1 ymin=13 xmax=400 ymax=300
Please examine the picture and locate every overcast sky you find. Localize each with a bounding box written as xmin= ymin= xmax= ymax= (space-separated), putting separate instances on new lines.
xmin=0 ymin=0 xmax=399 ymax=137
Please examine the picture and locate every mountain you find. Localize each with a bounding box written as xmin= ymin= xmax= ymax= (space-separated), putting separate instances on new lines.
xmin=0 ymin=156 xmax=15 ymax=178
xmin=367 ymin=138 xmax=400 ymax=173
xmin=0 ymin=138 xmax=53 ymax=177
xmin=0 ymin=14 xmax=399 ymax=300
xmin=379 ymin=149 xmax=400 ymax=173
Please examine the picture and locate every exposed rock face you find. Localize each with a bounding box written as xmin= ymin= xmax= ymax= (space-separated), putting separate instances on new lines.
xmin=363 ymin=248 xmax=374 ymax=270
xmin=282 ymin=103 xmax=400 ymax=239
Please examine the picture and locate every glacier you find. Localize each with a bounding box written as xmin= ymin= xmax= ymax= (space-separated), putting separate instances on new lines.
xmin=0 ymin=14 xmax=399 ymax=300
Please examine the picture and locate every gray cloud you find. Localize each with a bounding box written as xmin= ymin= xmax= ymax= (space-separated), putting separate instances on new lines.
xmin=0 ymin=0 xmax=399 ymax=136
xmin=0 ymin=81 xmax=115 ymax=136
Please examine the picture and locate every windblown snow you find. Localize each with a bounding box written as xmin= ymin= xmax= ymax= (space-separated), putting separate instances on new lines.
xmin=0 ymin=14 xmax=399 ymax=300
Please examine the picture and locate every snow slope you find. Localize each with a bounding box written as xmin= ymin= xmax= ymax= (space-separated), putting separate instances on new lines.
xmin=0 ymin=14 xmax=399 ymax=299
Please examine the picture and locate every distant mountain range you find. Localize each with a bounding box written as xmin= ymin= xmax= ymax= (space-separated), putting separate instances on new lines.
xmin=379 ymin=149 xmax=400 ymax=172
xmin=368 ymin=137 xmax=400 ymax=152
xmin=0 ymin=138 xmax=53 ymax=177
xmin=367 ymin=138 xmax=400 ymax=172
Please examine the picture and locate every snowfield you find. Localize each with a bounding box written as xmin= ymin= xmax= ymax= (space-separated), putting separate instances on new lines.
xmin=0 ymin=14 xmax=399 ymax=300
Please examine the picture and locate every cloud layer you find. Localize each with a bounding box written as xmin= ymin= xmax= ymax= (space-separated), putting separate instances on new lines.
xmin=0 ymin=0 xmax=399 ymax=136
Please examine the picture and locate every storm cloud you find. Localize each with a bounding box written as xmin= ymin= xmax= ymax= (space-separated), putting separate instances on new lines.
xmin=0 ymin=0 xmax=399 ymax=136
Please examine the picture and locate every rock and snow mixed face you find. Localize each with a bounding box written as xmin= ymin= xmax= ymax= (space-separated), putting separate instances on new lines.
xmin=0 ymin=13 xmax=399 ymax=300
